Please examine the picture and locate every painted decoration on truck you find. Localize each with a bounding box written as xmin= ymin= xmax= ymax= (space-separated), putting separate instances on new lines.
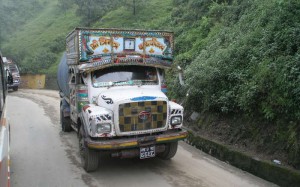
xmin=136 ymin=37 xmax=168 ymax=56
xmin=88 ymin=36 xmax=122 ymax=55
xmin=83 ymin=35 xmax=170 ymax=58
xmin=78 ymin=30 xmax=173 ymax=69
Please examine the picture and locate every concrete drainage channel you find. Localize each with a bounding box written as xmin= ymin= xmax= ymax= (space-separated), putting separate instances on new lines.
xmin=184 ymin=128 xmax=300 ymax=187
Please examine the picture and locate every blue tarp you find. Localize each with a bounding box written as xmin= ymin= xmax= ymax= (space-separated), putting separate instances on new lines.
xmin=57 ymin=52 xmax=69 ymax=97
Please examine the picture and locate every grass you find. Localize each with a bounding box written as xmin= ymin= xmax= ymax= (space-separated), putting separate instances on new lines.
xmin=2 ymin=0 xmax=172 ymax=74
xmin=2 ymin=0 xmax=80 ymax=65
xmin=94 ymin=0 xmax=172 ymax=30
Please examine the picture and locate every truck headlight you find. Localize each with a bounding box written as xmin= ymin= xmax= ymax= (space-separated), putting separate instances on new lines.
xmin=171 ymin=116 xmax=182 ymax=126
xmin=97 ymin=123 xmax=111 ymax=133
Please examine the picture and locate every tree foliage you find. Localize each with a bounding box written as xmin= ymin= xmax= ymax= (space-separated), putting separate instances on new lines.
xmin=169 ymin=0 xmax=300 ymax=167
xmin=180 ymin=0 xmax=300 ymax=120
xmin=57 ymin=0 xmax=148 ymax=26
xmin=0 ymin=0 xmax=43 ymax=45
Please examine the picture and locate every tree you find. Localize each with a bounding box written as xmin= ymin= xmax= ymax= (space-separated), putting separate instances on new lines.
xmin=121 ymin=0 xmax=147 ymax=15
xmin=71 ymin=0 xmax=118 ymax=26
xmin=57 ymin=0 xmax=74 ymax=14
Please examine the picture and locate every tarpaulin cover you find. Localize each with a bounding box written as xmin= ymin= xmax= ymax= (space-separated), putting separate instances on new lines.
xmin=57 ymin=52 xmax=69 ymax=97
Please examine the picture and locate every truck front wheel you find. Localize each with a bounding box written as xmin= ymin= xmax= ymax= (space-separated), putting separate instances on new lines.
xmin=79 ymin=126 xmax=99 ymax=172
xmin=60 ymin=109 xmax=71 ymax=132
xmin=158 ymin=142 xmax=178 ymax=160
xmin=13 ymin=86 xmax=18 ymax=91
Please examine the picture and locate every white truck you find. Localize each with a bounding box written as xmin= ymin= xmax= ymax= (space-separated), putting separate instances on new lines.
xmin=3 ymin=57 xmax=20 ymax=91
xmin=58 ymin=28 xmax=187 ymax=172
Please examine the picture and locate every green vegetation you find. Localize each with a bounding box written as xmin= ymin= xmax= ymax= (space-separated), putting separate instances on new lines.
xmin=0 ymin=0 xmax=80 ymax=74
xmin=0 ymin=0 xmax=299 ymax=168
xmin=95 ymin=0 xmax=172 ymax=29
xmin=171 ymin=0 xmax=300 ymax=168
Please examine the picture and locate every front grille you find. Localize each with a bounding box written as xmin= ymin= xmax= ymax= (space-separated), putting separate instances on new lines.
xmin=119 ymin=101 xmax=167 ymax=132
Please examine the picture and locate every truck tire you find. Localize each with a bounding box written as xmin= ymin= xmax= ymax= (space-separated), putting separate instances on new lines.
xmin=13 ymin=86 xmax=18 ymax=91
xmin=79 ymin=126 xmax=99 ymax=172
xmin=60 ymin=109 xmax=72 ymax=132
xmin=158 ymin=142 xmax=178 ymax=160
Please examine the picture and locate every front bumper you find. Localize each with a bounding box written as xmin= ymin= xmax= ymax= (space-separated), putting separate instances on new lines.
xmin=7 ymin=82 xmax=19 ymax=88
xmin=86 ymin=129 xmax=188 ymax=150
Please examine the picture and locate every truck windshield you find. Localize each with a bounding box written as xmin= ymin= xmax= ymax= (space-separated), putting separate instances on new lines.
xmin=8 ymin=64 xmax=19 ymax=73
xmin=92 ymin=66 xmax=158 ymax=87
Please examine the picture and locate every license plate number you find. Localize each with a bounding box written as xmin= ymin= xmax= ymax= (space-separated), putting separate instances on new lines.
xmin=140 ymin=145 xmax=155 ymax=159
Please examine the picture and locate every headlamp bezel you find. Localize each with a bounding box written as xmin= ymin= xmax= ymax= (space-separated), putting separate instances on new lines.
xmin=96 ymin=123 xmax=111 ymax=134
xmin=170 ymin=116 xmax=182 ymax=126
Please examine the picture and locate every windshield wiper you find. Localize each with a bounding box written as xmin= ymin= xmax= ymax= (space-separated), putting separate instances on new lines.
xmin=140 ymin=80 xmax=157 ymax=85
xmin=107 ymin=80 xmax=153 ymax=88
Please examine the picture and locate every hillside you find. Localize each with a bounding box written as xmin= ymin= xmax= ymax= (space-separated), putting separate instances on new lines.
xmin=0 ymin=0 xmax=172 ymax=74
xmin=0 ymin=0 xmax=80 ymax=74
xmin=0 ymin=0 xmax=299 ymax=169
xmin=171 ymin=0 xmax=300 ymax=169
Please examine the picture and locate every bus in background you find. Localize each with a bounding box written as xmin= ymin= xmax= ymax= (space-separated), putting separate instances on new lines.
xmin=0 ymin=51 xmax=10 ymax=187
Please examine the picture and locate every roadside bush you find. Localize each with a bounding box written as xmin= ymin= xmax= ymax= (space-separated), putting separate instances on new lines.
xmin=173 ymin=0 xmax=300 ymax=167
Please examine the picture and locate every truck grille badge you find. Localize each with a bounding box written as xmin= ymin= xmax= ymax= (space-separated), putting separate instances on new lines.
xmin=138 ymin=111 xmax=151 ymax=120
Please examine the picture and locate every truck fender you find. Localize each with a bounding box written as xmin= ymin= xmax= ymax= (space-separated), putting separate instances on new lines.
xmin=60 ymin=98 xmax=70 ymax=118
xmin=78 ymin=112 xmax=89 ymax=138
xmin=80 ymin=104 xmax=114 ymax=137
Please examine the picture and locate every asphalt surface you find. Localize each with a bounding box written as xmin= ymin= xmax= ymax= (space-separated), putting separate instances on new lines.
xmin=7 ymin=89 xmax=277 ymax=187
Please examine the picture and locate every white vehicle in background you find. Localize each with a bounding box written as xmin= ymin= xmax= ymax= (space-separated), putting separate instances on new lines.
xmin=3 ymin=57 xmax=20 ymax=91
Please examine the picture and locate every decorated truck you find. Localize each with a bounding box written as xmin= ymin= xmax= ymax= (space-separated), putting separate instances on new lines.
xmin=57 ymin=28 xmax=187 ymax=172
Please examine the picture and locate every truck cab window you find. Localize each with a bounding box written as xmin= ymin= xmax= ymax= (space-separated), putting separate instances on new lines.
xmin=92 ymin=65 xmax=158 ymax=87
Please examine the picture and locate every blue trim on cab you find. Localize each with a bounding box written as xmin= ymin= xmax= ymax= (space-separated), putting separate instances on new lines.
xmin=131 ymin=96 xmax=157 ymax=101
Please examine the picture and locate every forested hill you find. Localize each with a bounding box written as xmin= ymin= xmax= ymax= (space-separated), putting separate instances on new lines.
xmin=0 ymin=0 xmax=300 ymax=168
xmin=0 ymin=0 xmax=172 ymax=74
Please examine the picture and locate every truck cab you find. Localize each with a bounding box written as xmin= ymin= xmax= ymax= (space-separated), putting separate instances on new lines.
xmin=58 ymin=28 xmax=187 ymax=172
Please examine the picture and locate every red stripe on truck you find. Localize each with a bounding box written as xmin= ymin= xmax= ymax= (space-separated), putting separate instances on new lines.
xmin=0 ymin=118 xmax=6 ymax=127
xmin=0 ymin=158 xmax=9 ymax=187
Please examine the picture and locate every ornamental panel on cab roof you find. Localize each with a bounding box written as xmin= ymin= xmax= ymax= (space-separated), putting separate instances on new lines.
xmin=66 ymin=28 xmax=174 ymax=72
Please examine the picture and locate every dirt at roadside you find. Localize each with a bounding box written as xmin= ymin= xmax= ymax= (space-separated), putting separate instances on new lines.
xmin=13 ymin=89 xmax=60 ymax=99
xmin=184 ymin=112 xmax=293 ymax=170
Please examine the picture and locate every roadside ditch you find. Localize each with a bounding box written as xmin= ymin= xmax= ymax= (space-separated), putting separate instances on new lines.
xmin=183 ymin=126 xmax=300 ymax=187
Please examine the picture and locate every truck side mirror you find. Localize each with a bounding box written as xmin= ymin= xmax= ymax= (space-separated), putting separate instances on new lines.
xmin=177 ymin=66 xmax=184 ymax=86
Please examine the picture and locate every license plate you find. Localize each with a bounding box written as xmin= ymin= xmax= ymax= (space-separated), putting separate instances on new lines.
xmin=140 ymin=145 xmax=155 ymax=159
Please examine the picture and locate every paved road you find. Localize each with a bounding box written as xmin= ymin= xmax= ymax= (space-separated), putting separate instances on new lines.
xmin=7 ymin=89 xmax=277 ymax=187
